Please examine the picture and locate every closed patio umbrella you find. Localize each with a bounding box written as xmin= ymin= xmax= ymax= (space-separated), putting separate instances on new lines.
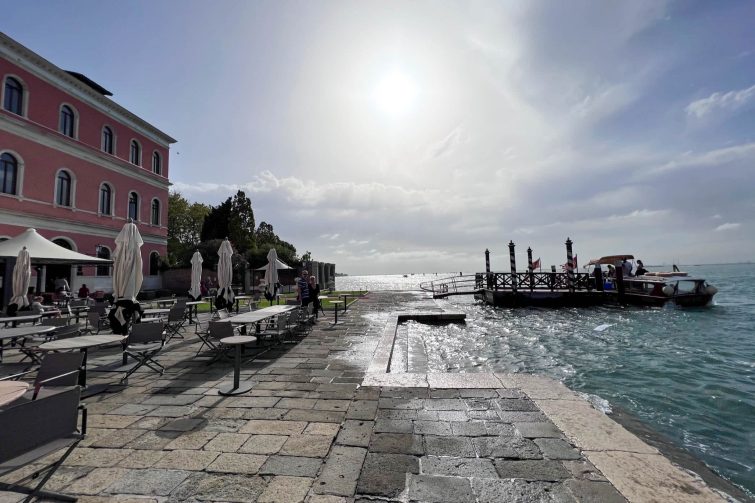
xmin=188 ymin=251 xmax=203 ymax=300
xmin=9 ymin=246 xmax=31 ymax=313
xmin=216 ymin=239 xmax=234 ymax=310
xmin=108 ymin=222 xmax=144 ymax=334
xmin=264 ymin=248 xmax=280 ymax=301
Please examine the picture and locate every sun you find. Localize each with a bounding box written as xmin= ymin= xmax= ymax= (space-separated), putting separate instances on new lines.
xmin=372 ymin=71 xmax=418 ymax=117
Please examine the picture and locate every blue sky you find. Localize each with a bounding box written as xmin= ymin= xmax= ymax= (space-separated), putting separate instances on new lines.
xmin=3 ymin=1 xmax=754 ymax=274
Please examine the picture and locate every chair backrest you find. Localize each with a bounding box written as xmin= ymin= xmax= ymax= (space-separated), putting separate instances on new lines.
xmin=174 ymin=299 xmax=187 ymax=309
xmin=87 ymin=311 xmax=102 ymax=327
xmin=167 ymin=306 xmax=185 ymax=322
xmin=54 ymin=324 xmax=81 ymax=340
xmin=0 ymin=386 xmax=81 ymax=463
xmin=276 ymin=313 xmax=289 ymax=331
xmin=216 ymin=309 xmax=231 ymax=320
xmin=92 ymin=304 xmax=107 ymax=316
xmin=208 ymin=321 xmax=235 ymax=341
xmin=69 ymin=299 xmax=87 ymax=308
xmin=35 ymin=352 xmax=84 ymax=388
xmin=286 ymin=299 xmax=300 ymax=305
xmin=129 ymin=322 xmax=165 ymax=344
xmin=41 ymin=318 xmax=69 ymax=327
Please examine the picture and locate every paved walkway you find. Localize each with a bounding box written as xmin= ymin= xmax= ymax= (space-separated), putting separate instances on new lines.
xmin=0 ymin=292 xmax=728 ymax=502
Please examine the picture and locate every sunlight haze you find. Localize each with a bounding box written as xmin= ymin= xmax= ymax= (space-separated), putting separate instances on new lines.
xmin=4 ymin=0 xmax=753 ymax=274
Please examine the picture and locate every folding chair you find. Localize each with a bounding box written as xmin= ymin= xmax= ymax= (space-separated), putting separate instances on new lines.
xmin=165 ymin=305 xmax=187 ymax=342
xmin=259 ymin=313 xmax=289 ymax=345
xmin=121 ymin=322 xmax=165 ymax=382
xmin=2 ymin=352 xmax=84 ymax=402
xmin=205 ymin=321 xmax=236 ymax=363
xmin=0 ymin=387 xmax=86 ymax=502
xmin=85 ymin=310 xmax=108 ymax=334
xmin=52 ymin=323 xmax=82 ymax=340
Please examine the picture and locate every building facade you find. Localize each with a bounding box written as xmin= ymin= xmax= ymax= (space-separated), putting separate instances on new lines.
xmin=0 ymin=32 xmax=175 ymax=294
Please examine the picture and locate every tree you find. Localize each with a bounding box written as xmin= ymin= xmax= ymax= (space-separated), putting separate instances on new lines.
xmin=201 ymin=191 xmax=256 ymax=253
xmin=168 ymin=192 xmax=210 ymax=266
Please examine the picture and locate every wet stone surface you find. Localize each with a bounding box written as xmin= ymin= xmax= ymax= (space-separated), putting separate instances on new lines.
xmin=0 ymin=291 xmax=625 ymax=502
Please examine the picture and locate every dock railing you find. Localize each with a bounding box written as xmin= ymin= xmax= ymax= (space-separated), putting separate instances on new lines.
xmin=421 ymin=272 xmax=595 ymax=298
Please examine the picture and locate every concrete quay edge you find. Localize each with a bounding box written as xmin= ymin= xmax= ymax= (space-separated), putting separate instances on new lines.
xmin=363 ymin=309 xmax=727 ymax=503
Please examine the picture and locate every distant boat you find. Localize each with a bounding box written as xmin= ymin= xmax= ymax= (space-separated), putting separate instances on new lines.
xmin=403 ymin=274 xmax=408 ymax=278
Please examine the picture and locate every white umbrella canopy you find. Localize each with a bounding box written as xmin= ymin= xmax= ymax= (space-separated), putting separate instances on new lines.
xmin=111 ymin=222 xmax=144 ymax=302
xmin=189 ymin=251 xmax=203 ymax=299
xmin=217 ymin=239 xmax=234 ymax=306
xmin=0 ymin=228 xmax=110 ymax=265
xmin=264 ymin=248 xmax=281 ymax=290
xmin=10 ymin=246 xmax=31 ymax=308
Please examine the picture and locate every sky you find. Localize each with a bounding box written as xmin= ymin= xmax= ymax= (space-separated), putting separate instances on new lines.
xmin=3 ymin=1 xmax=754 ymax=274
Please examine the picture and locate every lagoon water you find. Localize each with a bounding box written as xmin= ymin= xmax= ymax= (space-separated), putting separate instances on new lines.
xmin=338 ymin=264 xmax=755 ymax=496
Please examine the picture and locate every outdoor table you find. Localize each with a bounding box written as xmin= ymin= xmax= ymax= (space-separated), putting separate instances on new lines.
xmin=141 ymin=308 xmax=170 ymax=321
xmin=155 ymin=298 xmax=177 ymax=308
xmin=339 ymin=294 xmax=354 ymax=312
xmin=0 ymin=314 xmax=41 ymax=328
xmin=233 ymin=295 xmax=252 ymax=314
xmin=223 ymin=305 xmax=298 ymax=334
xmin=0 ymin=325 xmax=56 ymax=362
xmin=0 ymin=381 xmax=28 ymax=407
xmin=330 ymin=301 xmax=344 ymax=324
xmin=217 ymin=335 xmax=256 ymax=395
xmin=40 ymin=309 xmax=62 ymax=318
xmin=38 ymin=334 xmax=127 ymax=397
xmin=186 ymin=300 xmax=206 ymax=324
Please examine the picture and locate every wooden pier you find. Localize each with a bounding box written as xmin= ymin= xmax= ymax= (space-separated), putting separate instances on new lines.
xmin=420 ymin=238 xmax=622 ymax=308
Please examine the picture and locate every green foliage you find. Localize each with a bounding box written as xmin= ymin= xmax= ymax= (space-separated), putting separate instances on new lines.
xmin=201 ymin=190 xmax=256 ymax=253
xmin=167 ymin=192 xmax=210 ymax=266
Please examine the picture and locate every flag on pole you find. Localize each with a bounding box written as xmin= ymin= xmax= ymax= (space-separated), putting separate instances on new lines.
xmin=532 ymin=258 xmax=541 ymax=270
xmin=561 ymin=256 xmax=578 ymax=271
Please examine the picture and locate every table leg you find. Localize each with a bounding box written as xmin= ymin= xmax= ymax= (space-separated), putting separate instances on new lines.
xmin=334 ymin=305 xmax=338 ymax=324
xmin=79 ymin=348 xmax=88 ymax=387
xmin=218 ymin=344 xmax=253 ymax=396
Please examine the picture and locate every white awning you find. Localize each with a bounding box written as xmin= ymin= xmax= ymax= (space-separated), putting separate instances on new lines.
xmin=0 ymin=228 xmax=112 ymax=265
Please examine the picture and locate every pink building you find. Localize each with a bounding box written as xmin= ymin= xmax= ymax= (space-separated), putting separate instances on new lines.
xmin=0 ymin=32 xmax=175 ymax=298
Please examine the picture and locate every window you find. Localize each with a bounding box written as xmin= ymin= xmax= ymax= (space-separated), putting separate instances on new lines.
xmin=128 ymin=191 xmax=139 ymax=220
xmin=3 ymin=77 xmax=23 ymax=115
xmin=96 ymin=246 xmax=111 ymax=276
xmin=102 ymin=126 xmax=114 ymax=154
xmin=52 ymin=238 xmax=73 ymax=250
xmin=1 ymin=153 xmax=18 ymax=195
xmin=151 ymin=199 xmax=160 ymax=225
xmin=152 ymin=151 xmax=161 ymax=175
xmin=149 ymin=252 xmax=160 ymax=276
xmin=59 ymin=105 xmax=75 ymax=138
xmin=99 ymin=183 xmax=112 ymax=215
xmin=130 ymin=140 xmax=141 ymax=165
xmin=56 ymin=170 xmax=72 ymax=206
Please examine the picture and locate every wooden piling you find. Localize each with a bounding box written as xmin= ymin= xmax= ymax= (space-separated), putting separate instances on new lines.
xmin=508 ymin=241 xmax=517 ymax=293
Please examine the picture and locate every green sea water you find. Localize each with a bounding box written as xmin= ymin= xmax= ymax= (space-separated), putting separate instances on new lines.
xmin=339 ymin=264 xmax=755 ymax=496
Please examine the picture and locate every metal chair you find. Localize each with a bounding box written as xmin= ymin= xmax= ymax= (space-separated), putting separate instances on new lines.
xmin=52 ymin=323 xmax=82 ymax=340
xmin=2 ymin=352 xmax=84 ymax=402
xmin=85 ymin=310 xmax=108 ymax=334
xmin=121 ymin=322 xmax=165 ymax=382
xmin=259 ymin=313 xmax=289 ymax=344
xmin=164 ymin=306 xmax=187 ymax=342
xmin=0 ymin=387 xmax=86 ymax=502
xmin=205 ymin=321 xmax=236 ymax=363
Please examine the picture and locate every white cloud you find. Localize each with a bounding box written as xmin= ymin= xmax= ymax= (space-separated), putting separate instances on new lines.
xmin=685 ymin=84 xmax=755 ymax=118
xmin=715 ymin=222 xmax=741 ymax=232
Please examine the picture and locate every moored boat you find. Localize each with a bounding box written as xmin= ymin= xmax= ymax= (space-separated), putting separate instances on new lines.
xmin=587 ymin=256 xmax=717 ymax=307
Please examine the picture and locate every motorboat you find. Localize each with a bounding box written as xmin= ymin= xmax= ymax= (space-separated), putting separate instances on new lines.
xmin=587 ymin=255 xmax=717 ymax=307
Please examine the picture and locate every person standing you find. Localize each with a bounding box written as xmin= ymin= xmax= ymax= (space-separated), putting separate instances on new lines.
xmin=635 ymin=260 xmax=648 ymax=276
xmin=308 ymin=275 xmax=321 ymax=319
xmin=297 ymin=270 xmax=311 ymax=307
xmin=78 ymin=283 xmax=90 ymax=298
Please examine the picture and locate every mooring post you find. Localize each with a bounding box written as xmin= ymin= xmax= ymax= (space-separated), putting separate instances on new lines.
xmin=527 ymin=247 xmax=534 ymax=291
xmin=485 ymin=248 xmax=491 ymax=289
xmin=550 ymin=265 xmax=556 ymax=291
xmin=594 ymin=265 xmax=604 ymax=292
xmin=508 ymin=241 xmax=517 ymax=293
xmin=565 ymin=237 xmax=574 ymax=293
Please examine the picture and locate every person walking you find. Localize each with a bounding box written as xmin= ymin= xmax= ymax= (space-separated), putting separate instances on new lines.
xmin=308 ymin=275 xmax=322 ymax=319
xmin=297 ymin=270 xmax=311 ymax=307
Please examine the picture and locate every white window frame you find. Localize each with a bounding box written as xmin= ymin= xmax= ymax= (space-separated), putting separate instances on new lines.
xmin=1 ymin=74 xmax=29 ymax=117
xmin=58 ymin=102 xmax=80 ymax=140
xmin=53 ymin=168 xmax=76 ymax=208
xmin=0 ymin=149 xmax=25 ymax=197
xmin=129 ymin=139 xmax=142 ymax=166
xmin=99 ymin=181 xmax=115 ymax=216
xmin=127 ymin=190 xmax=140 ymax=221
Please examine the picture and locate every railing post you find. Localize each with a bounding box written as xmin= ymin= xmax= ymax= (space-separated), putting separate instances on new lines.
xmin=508 ymin=241 xmax=517 ymax=293
xmin=594 ymin=266 xmax=604 ymax=292
xmin=527 ymin=247 xmax=534 ymax=291
xmin=485 ymin=248 xmax=491 ymax=289
xmin=615 ymin=260 xmax=625 ymax=301
xmin=565 ymin=237 xmax=574 ymax=293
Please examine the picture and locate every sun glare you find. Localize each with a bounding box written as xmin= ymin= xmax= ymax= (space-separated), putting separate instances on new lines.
xmin=372 ymin=71 xmax=418 ymax=117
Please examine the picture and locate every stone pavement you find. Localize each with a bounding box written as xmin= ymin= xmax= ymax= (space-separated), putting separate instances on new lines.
xmin=0 ymin=292 xmax=728 ymax=502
